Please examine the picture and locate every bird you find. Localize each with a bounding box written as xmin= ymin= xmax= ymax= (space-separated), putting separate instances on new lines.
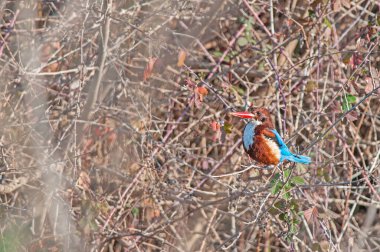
xmin=230 ymin=107 xmax=311 ymax=166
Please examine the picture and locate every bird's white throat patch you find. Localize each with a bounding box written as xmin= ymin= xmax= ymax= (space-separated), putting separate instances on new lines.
xmin=253 ymin=120 xmax=262 ymax=125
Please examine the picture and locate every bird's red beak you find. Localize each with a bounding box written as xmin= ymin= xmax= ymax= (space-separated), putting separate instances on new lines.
xmin=230 ymin=111 xmax=255 ymax=119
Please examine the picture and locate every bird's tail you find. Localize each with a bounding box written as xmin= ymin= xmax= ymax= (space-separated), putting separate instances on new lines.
xmin=284 ymin=153 xmax=311 ymax=164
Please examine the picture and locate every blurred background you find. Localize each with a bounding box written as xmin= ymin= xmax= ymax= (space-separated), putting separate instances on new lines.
xmin=0 ymin=0 xmax=379 ymax=251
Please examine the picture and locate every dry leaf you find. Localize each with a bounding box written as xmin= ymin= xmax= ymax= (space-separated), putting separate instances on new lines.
xmin=346 ymin=110 xmax=358 ymax=121
xmin=202 ymin=159 xmax=209 ymax=170
xmin=332 ymin=0 xmax=341 ymax=12
xmin=306 ymin=81 xmax=317 ymax=93
xmin=194 ymin=92 xmax=203 ymax=108
xmin=143 ymin=57 xmax=157 ymax=81
xmin=177 ymin=49 xmax=187 ymax=67
xmin=341 ymin=0 xmax=350 ymax=8
xmin=330 ymin=101 xmax=341 ymax=113
xmin=304 ymin=206 xmax=318 ymax=223
xmin=365 ymin=77 xmax=374 ymax=94
xmin=77 ymin=171 xmax=91 ymax=191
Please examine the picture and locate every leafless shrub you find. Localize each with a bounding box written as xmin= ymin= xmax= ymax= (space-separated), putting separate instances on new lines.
xmin=0 ymin=0 xmax=379 ymax=251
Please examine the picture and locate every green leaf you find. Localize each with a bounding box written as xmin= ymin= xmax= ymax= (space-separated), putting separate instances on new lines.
xmin=291 ymin=176 xmax=305 ymax=185
xmin=268 ymin=207 xmax=281 ymax=216
xmin=213 ymin=51 xmax=223 ymax=57
xmin=0 ymin=225 xmax=23 ymax=252
xmin=284 ymin=182 xmax=293 ymax=191
xmin=290 ymin=223 xmax=298 ymax=234
xmin=283 ymin=192 xmax=292 ymax=200
xmin=341 ymin=94 xmax=357 ymax=112
xmin=279 ymin=212 xmax=288 ymax=221
xmin=345 ymin=94 xmax=357 ymax=103
xmin=274 ymin=199 xmax=287 ymax=209
xmin=323 ymin=17 xmax=332 ymax=29
xmin=247 ymin=17 xmax=254 ymax=29
xmin=289 ymin=200 xmax=299 ymax=211
xmin=283 ymin=169 xmax=291 ymax=180
xmin=238 ymin=17 xmax=246 ymax=24
xmin=271 ymin=181 xmax=283 ymax=195
xmin=342 ymin=102 xmax=350 ymax=112
xmin=131 ymin=207 xmax=139 ymax=217
xmin=270 ymin=173 xmax=281 ymax=186
xmin=237 ymin=37 xmax=248 ymax=46
xmin=293 ymin=218 xmax=301 ymax=225
xmin=308 ymin=9 xmax=316 ymax=18
xmin=231 ymin=86 xmax=245 ymax=96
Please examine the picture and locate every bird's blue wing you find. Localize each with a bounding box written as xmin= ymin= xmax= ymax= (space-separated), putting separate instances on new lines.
xmin=270 ymin=129 xmax=311 ymax=164
xmin=242 ymin=122 xmax=256 ymax=151
xmin=270 ymin=129 xmax=291 ymax=155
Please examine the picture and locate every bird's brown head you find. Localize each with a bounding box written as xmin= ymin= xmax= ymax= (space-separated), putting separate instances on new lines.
xmin=230 ymin=107 xmax=274 ymax=128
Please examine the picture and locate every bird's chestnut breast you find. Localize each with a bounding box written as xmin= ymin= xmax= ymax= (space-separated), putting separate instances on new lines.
xmin=242 ymin=122 xmax=281 ymax=165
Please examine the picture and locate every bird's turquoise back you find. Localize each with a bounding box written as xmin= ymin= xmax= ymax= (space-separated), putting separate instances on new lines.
xmin=271 ymin=129 xmax=311 ymax=164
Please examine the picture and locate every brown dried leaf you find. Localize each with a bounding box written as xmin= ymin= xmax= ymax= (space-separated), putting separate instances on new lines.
xmin=330 ymin=101 xmax=341 ymax=113
xmin=304 ymin=206 xmax=318 ymax=223
xmin=194 ymin=93 xmax=203 ymax=108
xmin=177 ymin=49 xmax=187 ymax=67
xmin=341 ymin=0 xmax=350 ymax=8
xmin=77 ymin=171 xmax=91 ymax=191
xmin=143 ymin=57 xmax=157 ymax=81
xmin=346 ymin=110 xmax=358 ymax=121
xmin=306 ymin=81 xmax=317 ymax=93
xmin=332 ymin=0 xmax=341 ymax=12
xmin=365 ymin=77 xmax=374 ymax=94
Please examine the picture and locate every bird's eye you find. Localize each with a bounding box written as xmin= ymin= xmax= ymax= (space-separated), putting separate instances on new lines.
xmin=256 ymin=111 xmax=261 ymax=116
xmin=261 ymin=117 xmax=266 ymax=122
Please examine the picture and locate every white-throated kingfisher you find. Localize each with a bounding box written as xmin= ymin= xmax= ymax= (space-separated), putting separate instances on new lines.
xmin=231 ymin=108 xmax=311 ymax=166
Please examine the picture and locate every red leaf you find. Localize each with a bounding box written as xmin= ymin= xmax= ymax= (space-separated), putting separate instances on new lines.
xmin=196 ymin=86 xmax=208 ymax=96
xmin=211 ymin=121 xmax=220 ymax=131
xmin=143 ymin=57 xmax=157 ymax=81
xmin=193 ymin=86 xmax=208 ymax=107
